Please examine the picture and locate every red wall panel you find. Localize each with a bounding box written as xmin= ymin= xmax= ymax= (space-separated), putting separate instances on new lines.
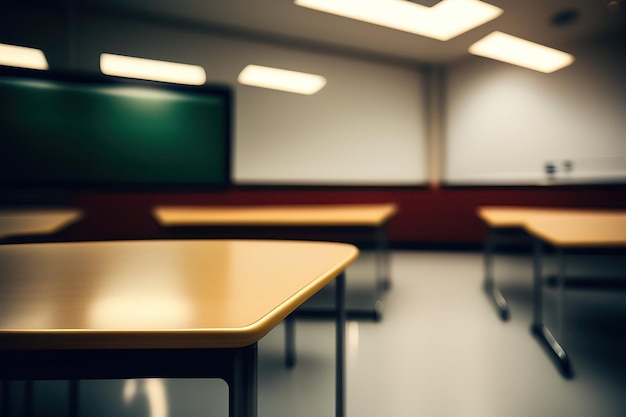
xmin=66 ymin=187 xmax=626 ymax=244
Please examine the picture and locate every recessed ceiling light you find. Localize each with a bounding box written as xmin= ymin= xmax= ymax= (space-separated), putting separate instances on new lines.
xmin=294 ymin=0 xmax=503 ymax=41
xmin=238 ymin=65 xmax=327 ymax=95
xmin=0 ymin=43 xmax=48 ymax=70
xmin=468 ymin=31 xmax=575 ymax=73
xmin=100 ymin=53 xmax=206 ymax=85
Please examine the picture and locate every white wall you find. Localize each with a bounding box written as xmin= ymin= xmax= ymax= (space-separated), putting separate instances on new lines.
xmin=444 ymin=36 xmax=626 ymax=185
xmin=1 ymin=8 xmax=429 ymax=186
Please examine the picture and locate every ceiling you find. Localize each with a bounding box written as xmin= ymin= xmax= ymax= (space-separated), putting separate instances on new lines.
xmin=35 ymin=0 xmax=626 ymax=65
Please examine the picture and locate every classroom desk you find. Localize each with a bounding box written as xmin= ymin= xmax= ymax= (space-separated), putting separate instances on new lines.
xmin=524 ymin=212 xmax=626 ymax=378
xmin=153 ymin=203 xmax=397 ymax=320
xmin=477 ymin=206 xmax=607 ymax=320
xmin=0 ymin=239 xmax=358 ymax=417
xmin=0 ymin=209 xmax=82 ymax=242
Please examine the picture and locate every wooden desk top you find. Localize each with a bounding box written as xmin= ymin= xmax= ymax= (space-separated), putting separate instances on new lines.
xmin=477 ymin=206 xmax=621 ymax=228
xmin=524 ymin=212 xmax=626 ymax=247
xmin=153 ymin=204 xmax=398 ymax=227
xmin=477 ymin=206 xmax=626 ymax=247
xmin=0 ymin=209 xmax=82 ymax=240
xmin=0 ymin=240 xmax=358 ymax=350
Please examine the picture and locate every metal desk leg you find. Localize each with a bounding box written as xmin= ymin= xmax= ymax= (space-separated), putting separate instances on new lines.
xmin=284 ymin=314 xmax=296 ymax=368
xmin=530 ymin=238 xmax=572 ymax=378
xmin=335 ymin=272 xmax=346 ymax=417
xmin=229 ymin=344 xmax=258 ymax=417
xmin=0 ymin=382 xmax=33 ymax=417
xmin=377 ymin=225 xmax=392 ymax=292
xmin=372 ymin=226 xmax=391 ymax=321
xmin=1 ymin=381 xmax=9 ymax=417
xmin=556 ymin=248 xmax=567 ymax=342
xmin=483 ymin=227 xmax=509 ymax=320
xmin=369 ymin=226 xmax=389 ymax=321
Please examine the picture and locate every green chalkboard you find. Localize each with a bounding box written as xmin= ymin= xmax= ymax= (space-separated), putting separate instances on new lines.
xmin=0 ymin=68 xmax=231 ymax=190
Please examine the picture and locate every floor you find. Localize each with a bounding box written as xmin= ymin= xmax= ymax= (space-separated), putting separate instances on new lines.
xmin=4 ymin=249 xmax=626 ymax=417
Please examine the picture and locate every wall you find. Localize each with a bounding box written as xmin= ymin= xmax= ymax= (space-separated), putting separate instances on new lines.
xmin=1 ymin=5 xmax=429 ymax=186
xmin=444 ymin=35 xmax=626 ymax=185
xmin=63 ymin=187 xmax=626 ymax=245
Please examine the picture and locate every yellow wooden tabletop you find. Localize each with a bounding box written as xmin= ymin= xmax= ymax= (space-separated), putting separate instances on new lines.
xmin=476 ymin=206 xmax=621 ymax=228
xmin=523 ymin=212 xmax=626 ymax=247
xmin=0 ymin=209 xmax=82 ymax=240
xmin=153 ymin=204 xmax=398 ymax=227
xmin=0 ymin=240 xmax=358 ymax=350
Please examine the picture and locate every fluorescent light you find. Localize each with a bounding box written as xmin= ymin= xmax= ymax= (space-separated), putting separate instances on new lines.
xmin=0 ymin=43 xmax=48 ymax=70
xmin=100 ymin=53 xmax=206 ymax=85
xmin=238 ymin=64 xmax=327 ymax=95
xmin=469 ymin=31 xmax=575 ymax=73
xmin=294 ymin=0 xmax=503 ymax=41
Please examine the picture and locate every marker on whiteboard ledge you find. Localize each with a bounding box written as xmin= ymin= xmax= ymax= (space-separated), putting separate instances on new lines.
xmin=563 ymin=160 xmax=573 ymax=172
xmin=544 ymin=162 xmax=557 ymax=179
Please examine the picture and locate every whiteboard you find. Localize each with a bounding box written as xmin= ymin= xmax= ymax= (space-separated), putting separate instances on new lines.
xmin=444 ymin=37 xmax=626 ymax=185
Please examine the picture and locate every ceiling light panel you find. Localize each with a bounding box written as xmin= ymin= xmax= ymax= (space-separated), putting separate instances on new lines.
xmin=469 ymin=31 xmax=575 ymax=73
xmin=0 ymin=43 xmax=49 ymax=70
xmin=100 ymin=53 xmax=206 ymax=85
xmin=238 ymin=65 xmax=327 ymax=95
xmin=294 ymin=0 xmax=503 ymax=41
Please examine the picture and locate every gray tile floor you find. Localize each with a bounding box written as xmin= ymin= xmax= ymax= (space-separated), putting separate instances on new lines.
xmin=4 ymin=250 xmax=626 ymax=416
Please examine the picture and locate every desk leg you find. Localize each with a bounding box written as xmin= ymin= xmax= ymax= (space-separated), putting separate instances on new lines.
xmin=530 ymin=238 xmax=572 ymax=378
xmin=377 ymin=225 xmax=392 ymax=292
xmin=483 ymin=227 xmax=509 ymax=321
xmin=229 ymin=344 xmax=258 ymax=417
xmin=285 ymin=315 xmax=296 ymax=368
xmin=0 ymin=382 xmax=33 ymax=417
xmin=335 ymin=272 xmax=346 ymax=417
xmin=556 ymin=248 xmax=567 ymax=341
xmin=367 ymin=226 xmax=389 ymax=322
xmin=1 ymin=381 xmax=9 ymax=417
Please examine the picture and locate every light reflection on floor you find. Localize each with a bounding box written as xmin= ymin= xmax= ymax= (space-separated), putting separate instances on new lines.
xmin=123 ymin=379 xmax=167 ymax=417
